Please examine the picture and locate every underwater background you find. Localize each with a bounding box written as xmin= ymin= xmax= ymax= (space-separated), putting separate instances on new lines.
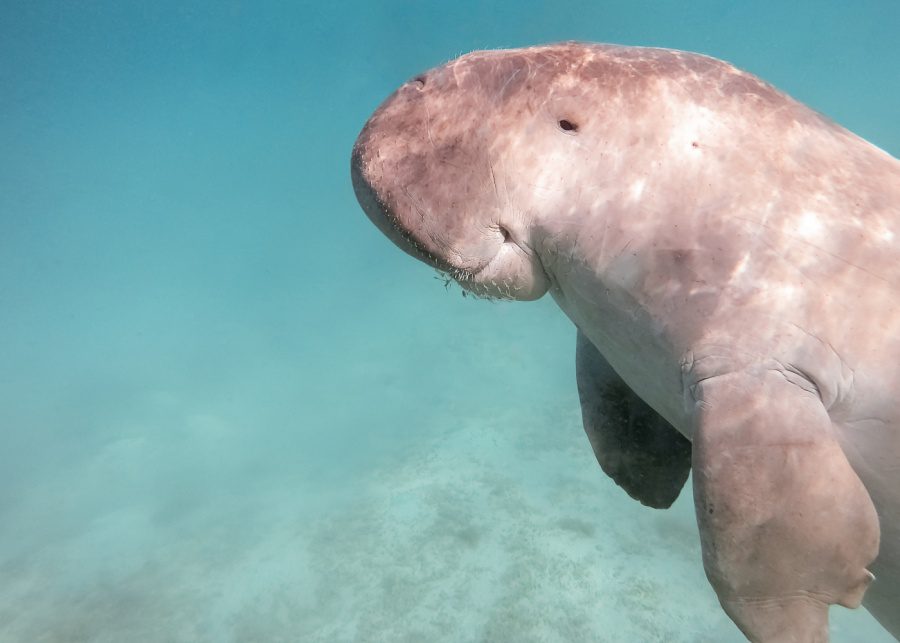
xmin=1 ymin=1 xmax=898 ymax=641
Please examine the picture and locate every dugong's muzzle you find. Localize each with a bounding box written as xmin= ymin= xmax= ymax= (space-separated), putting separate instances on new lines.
xmin=350 ymin=64 xmax=513 ymax=274
xmin=350 ymin=125 xmax=449 ymax=272
xmin=351 ymin=73 xmax=460 ymax=273
xmin=351 ymin=56 xmax=551 ymax=301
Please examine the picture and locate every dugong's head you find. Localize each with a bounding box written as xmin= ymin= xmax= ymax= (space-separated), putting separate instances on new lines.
xmin=352 ymin=44 xmax=606 ymax=301
xmin=352 ymin=43 xmax=801 ymax=302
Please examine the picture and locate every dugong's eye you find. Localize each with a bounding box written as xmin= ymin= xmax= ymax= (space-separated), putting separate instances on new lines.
xmin=558 ymin=119 xmax=579 ymax=133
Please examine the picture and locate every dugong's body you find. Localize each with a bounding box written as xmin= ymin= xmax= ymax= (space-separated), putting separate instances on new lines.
xmin=351 ymin=42 xmax=900 ymax=641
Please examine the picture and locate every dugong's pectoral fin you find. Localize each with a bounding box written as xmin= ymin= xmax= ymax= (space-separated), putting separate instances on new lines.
xmin=691 ymin=369 xmax=880 ymax=643
xmin=575 ymin=330 xmax=691 ymax=509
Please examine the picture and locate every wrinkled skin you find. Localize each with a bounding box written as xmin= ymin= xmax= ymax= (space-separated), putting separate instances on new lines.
xmin=351 ymin=42 xmax=900 ymax=642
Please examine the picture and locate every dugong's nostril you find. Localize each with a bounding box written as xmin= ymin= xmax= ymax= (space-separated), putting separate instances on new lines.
xmin=411 ymin=75 xmax=426 ymax=89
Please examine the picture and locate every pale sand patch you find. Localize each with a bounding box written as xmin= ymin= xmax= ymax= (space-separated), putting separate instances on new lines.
xmin=291 ymin=403 xmax=738 ymax=642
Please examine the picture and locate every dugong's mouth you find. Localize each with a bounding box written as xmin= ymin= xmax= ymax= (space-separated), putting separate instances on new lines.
xmin=352 ymin=144 xmax=550 ymax=302
xmin=352 ymin=158 xmax=498 ymax=298
xmin=350 ymin=149 xmax=449 ymax=272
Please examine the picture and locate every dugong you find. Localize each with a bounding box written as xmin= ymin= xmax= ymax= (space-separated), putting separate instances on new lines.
xmin=350 ymin=42 xmax=900 ymax=642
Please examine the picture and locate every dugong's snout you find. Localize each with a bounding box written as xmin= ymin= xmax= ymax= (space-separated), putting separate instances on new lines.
xmin=351 ymin=55 xmax=552 ymax=301
xmin=350 ymin=141 xmax=444 ymax=270
xmin=350 ymin=76 xmax=457 ymax=272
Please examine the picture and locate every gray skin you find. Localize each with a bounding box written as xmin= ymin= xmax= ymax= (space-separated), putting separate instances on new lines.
xmin=351 ymin=42 xmax=900 ymax=642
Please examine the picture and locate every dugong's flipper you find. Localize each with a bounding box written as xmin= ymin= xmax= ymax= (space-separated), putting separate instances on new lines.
xmin=575 ymin=330 xmax=691 ymax=508
xmin=690 ymin=368 xmax=880 ymax=642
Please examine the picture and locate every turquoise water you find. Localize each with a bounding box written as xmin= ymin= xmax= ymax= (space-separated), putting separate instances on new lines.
xmin=1 ymin=2 xmax=898 ymax=641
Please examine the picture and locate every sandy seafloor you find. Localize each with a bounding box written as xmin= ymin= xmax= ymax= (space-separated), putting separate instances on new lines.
xmin=1 ymin=2 xmax=898 ymax=641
